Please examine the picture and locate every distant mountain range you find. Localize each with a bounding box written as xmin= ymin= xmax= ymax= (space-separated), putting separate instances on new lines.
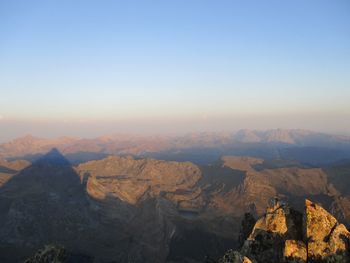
xmin=1 ymin=129 xmax=350 ymax=165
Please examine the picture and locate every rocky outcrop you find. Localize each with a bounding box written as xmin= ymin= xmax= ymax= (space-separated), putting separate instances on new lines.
xmin=77 ymin=156 xmax=203 ymax=214
xmin=24 ymin=245 xmax=67 ymax=263
xmin=220 ymin=198 xmax=350 ymax=263
xmin=24 ymin=244 xmax=93 ymax=263
xmin=239 ymin=198 xmax=302 ymax=263
xmin=218 ymin=250 xmax=253 ymax=263
xmin=305 ymin=199 xmax=350 ymax=262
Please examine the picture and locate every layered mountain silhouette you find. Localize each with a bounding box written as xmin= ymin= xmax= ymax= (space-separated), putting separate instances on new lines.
xmin=1 ymin=129 xmax=350 ymax=165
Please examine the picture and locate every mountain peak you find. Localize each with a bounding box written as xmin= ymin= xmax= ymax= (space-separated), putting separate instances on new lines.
xmin=15 ymin=134 xmax=38 ymax=142
xmin=34 ymin=148 xmax=70 ymax=166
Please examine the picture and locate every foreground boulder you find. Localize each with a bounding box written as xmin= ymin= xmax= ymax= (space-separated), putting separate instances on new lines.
xmin=24 ymin=244 xmax=93 ymax=263
xmin=218 ymin=250 xmax=252 ymax=263
xmin=219 ymin=198 xmax=350 ymax=263
xmin=239 ymin=198 xmax=302 ymax=263
xmin=24 ymin=245 xmax=68 ymax=263
xmin=305 ymin=199 xmax=350 ymax=262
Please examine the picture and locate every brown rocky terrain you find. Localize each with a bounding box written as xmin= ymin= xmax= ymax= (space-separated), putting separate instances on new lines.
xmin=205 ymin=156 xmax=346 ymax=220
xmin=0 ymin=145 xmax=350 ymax=262
xmin=77 ymin=156 xmax=202 ymax=208
xmin=220 ymin=199 xmax=350 ymax=263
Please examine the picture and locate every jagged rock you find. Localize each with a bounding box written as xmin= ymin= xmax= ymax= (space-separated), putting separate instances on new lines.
xmin=24 ymin=245 xmax=67 ymax=263
xmin=240 ymin=198 xmax=302 ymax=262
xmin=24 ymin=244 xmax=93 ymax=263
xmin=283 ymin=240 xmax=307 ymax=263
xmin=218 ymin=249 xmax=253 ymax=263
xmin=238 ymin=213 xmax=256 ymax=246
xmin=305 ymin=199 xmax=350 ymax=262
xmin=253 ymin=198 xmax=291 ymax=236
xmin=222 ymin=198 xmax=350 ymax=263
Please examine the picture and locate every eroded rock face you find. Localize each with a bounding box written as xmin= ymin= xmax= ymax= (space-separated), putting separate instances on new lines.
xmin=77 ymin=156 xmax=202 ymax=207
xmin=240 ymin=199 xmax=302 ymax=263
xmin=250 ymin=198 xmax=302 ymax=239
xmin=305 ymin=199 xmax=350 ymax=263
xmin=221 ymin=198 xmax=350 ymax=263
xmin=76 ymin=156 xmax=205 ymax=224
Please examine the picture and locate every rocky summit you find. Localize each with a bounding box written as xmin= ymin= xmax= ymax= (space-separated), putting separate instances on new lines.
xmin=220 ymin=199 xmax=350 ymax=263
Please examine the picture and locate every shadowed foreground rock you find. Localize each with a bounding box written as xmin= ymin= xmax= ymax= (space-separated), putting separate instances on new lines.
xmin=218 ymin=250 xmax=252 ymax=263
xmin=218 ymin=198 xmax=350 ymax=263
xmin=24 ymin=244 xmax=93 ymax=263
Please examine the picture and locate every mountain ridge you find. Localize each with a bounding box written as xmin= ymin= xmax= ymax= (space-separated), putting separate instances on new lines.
xmin=1 ymin=129 xmax=350 ymax=166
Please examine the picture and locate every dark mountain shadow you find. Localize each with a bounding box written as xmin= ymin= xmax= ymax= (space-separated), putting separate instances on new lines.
xmin=0 ymin=148 xmax=254 ymax=263
xmin=279 ymin=146 xmax=350 ymax=166
xmin=64 ymin=152 xmax=109 ymax=165
xmin=0 ymin=166 xmax=17 ymax=174
xmin=198 ymin=162 xmax=246 ymax=194
xmin=7 ymin=153 xmax=44 ymax=163
xmin=140 ymin=143 xmax=288 ymax=165
xmin=7 ymin=151 xmax=110 ymax=165
xmin=140 ymin=142 xmax=350 ymax=167
xmin=0 ymin=148 xmax=96 ymax=262
xmin=34 ymin=148 xmax=71 ymax=166
xmin=0 ymin=149 xmax=136 ymax=262
xmin=323 ymin=160 xmax=350 ymax=196
xmin=167 ymin=222 xmax=237 ymax=262
xmin=252 ymin=159 xmax=311 ymax=170
xmin=141 ymin=147 xmax=224 ymax=165
xmin=23 ymin=244 xmax=94 ymax=263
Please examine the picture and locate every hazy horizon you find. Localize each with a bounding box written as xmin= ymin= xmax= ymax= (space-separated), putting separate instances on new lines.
xmin=1 ymin=1 xmax=349 ymax=141
xmin=0 ymin=119 xmax=349 ymax=143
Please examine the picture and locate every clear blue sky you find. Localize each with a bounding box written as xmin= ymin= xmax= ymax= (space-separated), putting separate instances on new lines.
xmin=0 ymin=0 xmax=349 ymax=140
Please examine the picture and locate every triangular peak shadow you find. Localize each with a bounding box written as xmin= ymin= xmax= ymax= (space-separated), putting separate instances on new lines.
xmin=33 ymin=148 xmax=71 ymax=167
xmin=0 ymin=148 xmax=96 ymax=262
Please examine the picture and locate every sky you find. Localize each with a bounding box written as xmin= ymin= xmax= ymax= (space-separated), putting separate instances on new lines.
xmin=0 ymin=0 xmax=349 ymax=141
